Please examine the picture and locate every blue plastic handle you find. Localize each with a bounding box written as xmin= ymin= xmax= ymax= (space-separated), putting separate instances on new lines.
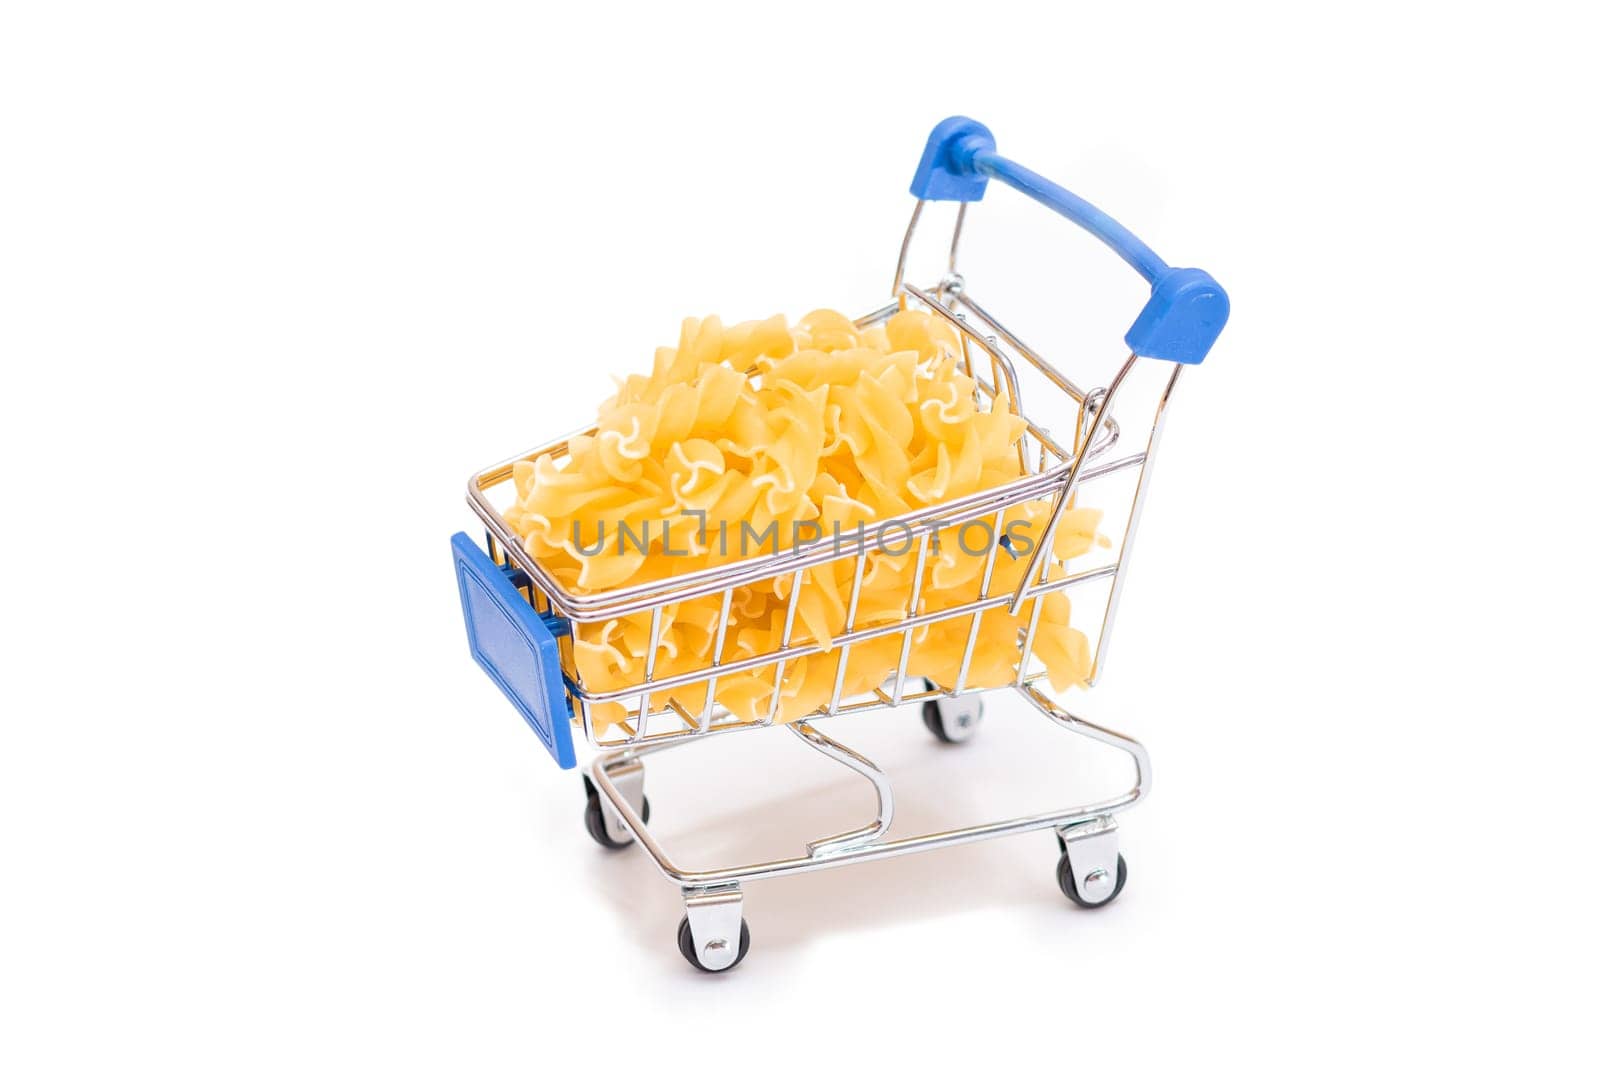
xmin=909 ymin=116 xmax=1228 ymax=365
xmin=452 ymin=532 xmax=576 ymax=769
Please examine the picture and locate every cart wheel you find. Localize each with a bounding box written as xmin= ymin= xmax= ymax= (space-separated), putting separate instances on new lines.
xmin=921 ymin=692 xmax=983 ymax=743
xmin=677 ymin=915 xmax=751 ymax=973
xmin=582 ymin=788 xmax=650 ymax=850
xmin=1056 ymin=850 xmax=1127 ymax=908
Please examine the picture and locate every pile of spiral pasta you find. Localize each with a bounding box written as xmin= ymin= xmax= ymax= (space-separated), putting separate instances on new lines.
xmin=503 ymin=308 xmax=1105 ymax=734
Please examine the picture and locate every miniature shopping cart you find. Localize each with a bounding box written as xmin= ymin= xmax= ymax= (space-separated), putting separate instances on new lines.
xmin=450 ymin=116 xmax=1228 ymax=971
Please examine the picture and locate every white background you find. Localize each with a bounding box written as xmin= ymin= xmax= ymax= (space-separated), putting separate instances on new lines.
xmin=3 ymin=2 xmax=1596 ymax=1063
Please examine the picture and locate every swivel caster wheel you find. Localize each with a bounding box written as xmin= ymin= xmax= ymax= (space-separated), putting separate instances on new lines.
xmin=676 ymin=915 xmax=751 ymax=973
xmin=581 ymin=773 xmax=649 ymax=850
xmin=1055 ymin=818 xmax=1126 ymax=907
xmin=921 ymin=691 xmax=983 ymax=743
xmin=1055 ymin=845 xmax=1127 ymax=908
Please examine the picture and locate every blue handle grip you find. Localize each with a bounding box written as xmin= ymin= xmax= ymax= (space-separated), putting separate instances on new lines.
xmin=909 ymin=116 xmax=1228 ymax=365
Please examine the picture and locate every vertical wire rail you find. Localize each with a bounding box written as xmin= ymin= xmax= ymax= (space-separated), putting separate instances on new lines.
xmin=986 ymin=337 xmax=1012 ymax=416
xmin=1089 ymin=363 xmax=1183 ymax=685
xmin=1014 ymin=352 xmax=1034 ymax=471
xmin=1008 ymin=353 xmax=1139 ymax=613
xmin=891 ymin=535 xmax=931 ymax=703
xmin=579 ymin=692 xmax=599 ymax=748
xmin=892 ymin=198 xmax=967 ymax=297
xmin=788 ymin=721 xmax=895 ymax=856
xmin=904 ymin=285 xmax=1027 ymax=420
xmin=827 ymin=551 xmax=869 ymax=714
xmin=1016 ymin=587 xmax=1046 ymax=685
xmin=763 ymin=574 xmax=804 ymax=725
xmin=957 ymin=316 xmax=977 ymax=382
xmin=947 ymin=201 xmax=967 ymax=275
xmin=891 ymin=200 xmax=924 ymax=295
xmin=1070 ymin=389 xmax=1092 ymax=508
xmin=1012 ymin=380 xmax=1093 ymax=686
xmin=633 ymin=605 xmax=663 ymax=742
xmin=1017 ymin=524 xmax=1056 ymax=684
xmin=955 ymin=506 xmax=1006 ymax=693
xmin=698 ymin=588 xmax=734 ymax=732
xmin=1011 ymin=389 xmax=1095 ymax=684
xmin=986 ymin=335 xmax=1031 ymax=486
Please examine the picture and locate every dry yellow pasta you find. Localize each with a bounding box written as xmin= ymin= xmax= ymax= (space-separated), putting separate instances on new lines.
xmin=503 ymin=308 xmax=1106 ymax=734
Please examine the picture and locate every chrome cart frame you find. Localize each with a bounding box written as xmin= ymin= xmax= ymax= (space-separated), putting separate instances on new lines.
xmin=451 ymin=116 xmax=1227 ymax=971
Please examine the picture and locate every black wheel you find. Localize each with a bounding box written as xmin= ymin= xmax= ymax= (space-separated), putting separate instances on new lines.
xmin=1056 ymin=851 xmax=1127 ymax=908
xmin=921 ymin=697 xmax=982 ymax=743
xmin=676 ymin=915 xmax=751 ymax=973
xmin=581 ymin=777 xmax=649 ymax=850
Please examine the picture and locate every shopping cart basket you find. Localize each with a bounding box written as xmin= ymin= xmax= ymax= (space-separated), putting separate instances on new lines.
xmin=450 ymin=116 xmax=1228 ymax=971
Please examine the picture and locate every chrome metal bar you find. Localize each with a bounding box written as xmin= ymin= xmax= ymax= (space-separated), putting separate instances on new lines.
xmin=764 ymin=577 xmax=804 ymax=725
xmin=907 ymin=281 xmax=1121 ymax=464
xmin=987 ymin=343 xmax=1011 ymax=416
xmin=579 ymin=694 xmax=599 ymax=748
xmin=827 ymin=550 xmax=869 ymax=714
xmin=953 ymin=287 xmax=1124 ymax=462
xmin=1016 ymin=592 xmax=1045 ymax=684
xmin=957 ymin=316 xmax=977 ymax=382
xmin=1074 ymin=386 xmax=1094 ymax=459
xmin=666 ymin=699 xmax=699 ymax=731
xmin=590 ymin=672 xmax=1050 ymax=760
xmin=954 ymin=289 xmax=1088 ymax=404
xmin=1017 ymin=682 xmax=1151 ymax=795
xmin=892 ymin=535 xmax=930 ymax=703
xmin=902 ymin=282 xmax=1025 ymax=418
xmin=1008 ymin=352 xmax=1139 ymax=613
xmin=572 ymin=565 xmax=1121 ymax=706
xmin=976 ymin=374 xmax=1073 ymax=462
xmin=787 ymin=722 xmax=894 ymax=856
xmin=588 ymin=690 xmax=1148 ymax=889
xmin=1090 ymin=363 xmax=1182 ymax=685
xmin=467 ymin=440 xmax=1139 ymax=622
xmin=955 ymin=507 xmax=1004 ymax=692
xmin=699 ymin=587 xmax=734 ymax=731
xmin=891 ymin=199 xmax=924 ymax=296
xmin=948 ymin=201 xmax=967 ymax=274
xmin=472 ymin=464 xmax=1039 ymax=619
xmin=852 ymin=301 xmax=900 ymax=329
xmin=635 ymin=605 xmax=662 ymax=741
